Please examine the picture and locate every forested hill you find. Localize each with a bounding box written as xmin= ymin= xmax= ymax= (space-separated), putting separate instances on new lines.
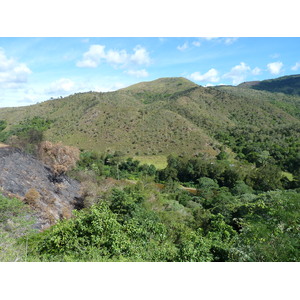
xmin=0 ymin=76 xmax=299 ymax=159
xmin=0 ymin=75 xmax=300 ymax=262
xmin=238 ymin=74 xmax=300 ymax=96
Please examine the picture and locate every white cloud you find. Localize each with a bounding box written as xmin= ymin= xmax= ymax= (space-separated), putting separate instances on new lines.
xmin=0 ymin=48 xmax=32 ymax=88
xmin=291 ymin=62 xmax=300 ymax=71
xmin=223 ymin=62 xmax=251 ymax=85
xmin=45 ymin=78 xmax=75 ymax=95
xmin=125 ymin=69 xmax=149 ymax=78
xmin=130 ymin=45 xmax=151 ymax=65
xmin=192 ymin=41 xmax=201 ymax=47
xmin=77 ymin=44 xmax=151 ymax=68
xmin=267 ymin=61 xmax=283 ymax=75
xmin=106 ymin=49 xmax=128 ymax=65
xmin=252 ymin=67 xmax=262 ymax=75
xmin=76 ymin=45 xmax=106 ymax=68
xmin=190 ymin=68 xmax=220 ymax=83
xmin=224 ymin=37 xmax=238 ymax=45
xmin=177 ymin=42 xmax=188 ymax=51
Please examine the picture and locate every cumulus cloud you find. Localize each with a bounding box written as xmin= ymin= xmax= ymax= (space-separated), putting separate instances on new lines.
xmin=252 ymin=67 xmax=262 ymax=75
xmin=0 ymin=48 xmax=32 ymax=88
xmin=77 ymin=44 xmax=151 ymax=69
xmin=76 ymin=45 xmax=106 ymax=68
xmin=45 ymin=78 xmax=75 ymax=95
xmin=267 ymin=61 xmax=283 ymax=75
xmin=130 ymin=45 xmax=151 ymax=65
xmin=190 ymin=68 xmax=220 ymax=83
xmin=291 ymin=62 xmax=300 ymax=71
xmin=177 ymin=42 xmax=188 ymax=51
xmin=223 ymin=62 xmax=251 ymax=85
xmin=125 ymin=69 xmax=149 ymax=78
xmin=106 ymin=49 xmax=128 ymax=65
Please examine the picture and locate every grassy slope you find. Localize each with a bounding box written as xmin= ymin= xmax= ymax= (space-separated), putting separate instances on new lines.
xmin=218 ymin=84 xmax=300 ymax=119
xmin=0 ymin=77 xmax=299 ymax=157
xmin=238 ymin=74 xmax=300 ymax=96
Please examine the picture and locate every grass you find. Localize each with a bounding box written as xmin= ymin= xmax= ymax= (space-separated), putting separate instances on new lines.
xmin=133 ymin=155 xmax=168 ymax=170
xmin=0 ymin=76 xmax=299 ymax=159
xmin=282 ymin=171 xmax=294 ymax=181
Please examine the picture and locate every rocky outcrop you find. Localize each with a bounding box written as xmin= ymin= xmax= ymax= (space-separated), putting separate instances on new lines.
xmin=0 ymin=146 xmax=83 ymax=229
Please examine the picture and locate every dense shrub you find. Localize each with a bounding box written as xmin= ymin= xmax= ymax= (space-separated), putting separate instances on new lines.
xmin=38 ymin=141 xmax=80 ymax=175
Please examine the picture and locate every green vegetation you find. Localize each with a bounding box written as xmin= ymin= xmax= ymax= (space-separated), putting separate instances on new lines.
xmin=0 ymin=116 xmax=52 ymax=154
xmin=74 ymin=150 xmax=157 ymax=181
xmin=238 ymin=74 xmax=300 ymax=96
xmin=0 ymin=194 xmax=37 ymax=261
xmin=0 ymin=75 xmax=299 ymax=262
xmin=132 ymin=155 xmax=168 ymax=170
xmin=1 ymin=76 xmax=299 ymax=159
xmin=1 ymin=147 xmax=299 ymax=262
xmin=8 ymin=181 xmax=298 ymax=262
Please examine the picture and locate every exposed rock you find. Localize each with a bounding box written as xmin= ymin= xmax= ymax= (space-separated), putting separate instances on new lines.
xmin=0 ymin=146 xmax=83 ymax=230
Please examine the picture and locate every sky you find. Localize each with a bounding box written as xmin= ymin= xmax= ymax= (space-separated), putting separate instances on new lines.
xmin=0 ymin=37 xmax=299 ymax=108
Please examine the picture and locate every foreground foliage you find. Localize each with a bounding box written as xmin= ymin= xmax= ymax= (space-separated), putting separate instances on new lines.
xmin=1 ymin=182 xmax=297 ymax=262
xmin=0 ymin=194 xmax=37 ymax=261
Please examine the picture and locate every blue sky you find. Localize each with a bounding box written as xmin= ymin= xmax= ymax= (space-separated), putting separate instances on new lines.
xmin=0 ymin=37 xmax=299 ymax=107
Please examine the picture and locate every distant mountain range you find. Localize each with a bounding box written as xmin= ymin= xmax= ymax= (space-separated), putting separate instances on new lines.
xmin=238 ymin=74 xmax=300 ymax=96
xmin=0 ymin=75 xmax=299 ymax=157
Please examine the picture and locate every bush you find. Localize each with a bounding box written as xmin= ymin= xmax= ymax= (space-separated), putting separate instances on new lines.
xmin=38 ymin=141 xmax=80 ymax=175
xmin=24 ymin=188 xmax=41 ymax=208
xmin=0 ymin=194 xmax=36 ymax=261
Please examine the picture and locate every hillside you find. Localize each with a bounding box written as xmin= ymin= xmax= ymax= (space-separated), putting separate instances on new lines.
xmin=238 ymin=74 xmax=300 ymax=96
xmin=0 ymin=76 xmax=300 ymax=263
xmin=0 ymin=76 xmax=300 ymax=158
xmin=0 ymin=146 xmax=82 ymax=229
xmin=121 ymin=77 xmax=199 ymax=93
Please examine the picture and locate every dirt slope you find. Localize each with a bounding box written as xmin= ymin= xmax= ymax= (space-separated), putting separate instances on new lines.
xmin=0 ymin=146 xmax=83 ymax=229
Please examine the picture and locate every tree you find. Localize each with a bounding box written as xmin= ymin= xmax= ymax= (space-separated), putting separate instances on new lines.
xmin=4 ymin=117 xmax=52 ymax=154
xmin=38 ymin=141 xmax=80 ymax=176
xmin=0 ymin=120 xmax=7 ymax=132
xmin=249 ymin=164 xmax=283 ymax=191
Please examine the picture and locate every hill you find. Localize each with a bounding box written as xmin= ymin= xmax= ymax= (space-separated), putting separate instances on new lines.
xmin=0 ymin=76 xmax=299 ymax=159
xmin=238 ymin=74 xmax=300 ymax=96
xmin=121 ymin=77 xmax=199 ymax=93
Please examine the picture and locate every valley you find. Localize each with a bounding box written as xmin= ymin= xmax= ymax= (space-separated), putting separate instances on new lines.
xmin=0 ymin=75 xmax=299 ymax=262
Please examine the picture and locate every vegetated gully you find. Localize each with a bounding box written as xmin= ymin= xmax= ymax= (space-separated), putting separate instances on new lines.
xmin=124 ymin=179 xmax=197 ymax=195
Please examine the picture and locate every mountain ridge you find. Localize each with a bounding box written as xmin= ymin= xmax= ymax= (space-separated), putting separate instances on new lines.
xmin=238 ymin=74 xmax=300 ymax=95
xmin=0 ymin=75 xmax=299 ymax=158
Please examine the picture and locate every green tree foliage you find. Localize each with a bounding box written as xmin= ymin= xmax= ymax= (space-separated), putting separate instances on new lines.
xmin=5 ymin=117 xmax=52 ymax=154
xmin=0 ymin=120 xmax=6 ymax=131
xmin=248 ymin=164 xmax=283 ymax=191
xmin=3 ymin=175 xmax=299 ymax=262
xmin=215 ymin=124 xmax=300 ymax=177
xmin=75 ymin=150 xmax=157 ymax=180
xmin=0 ymin=120 xmax=7 ymax=141
xmin=35 ymin=202 xmax=131 ymax=260
xmin=231 ymin=190 xmax=300 ymax=261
